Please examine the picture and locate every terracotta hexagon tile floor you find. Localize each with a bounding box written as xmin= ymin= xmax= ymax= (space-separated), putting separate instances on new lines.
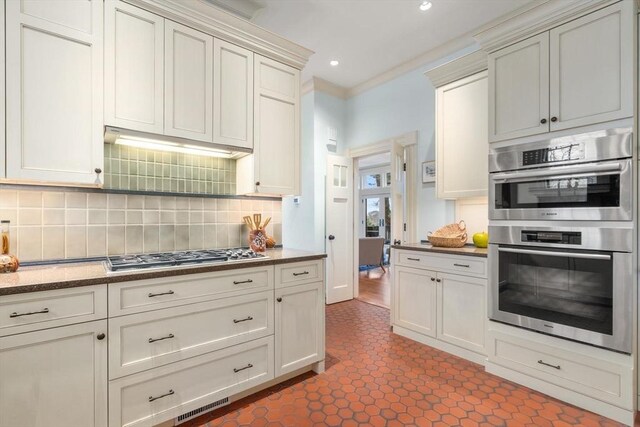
xmin=186 ymin=300 xmax=635 ymax=427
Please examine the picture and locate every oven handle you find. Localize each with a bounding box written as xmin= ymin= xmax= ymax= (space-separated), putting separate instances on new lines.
xmin=498 ymin=247 xmax=611 ymax=261
xmin=491 ymin=162 xmax=622 ymax=182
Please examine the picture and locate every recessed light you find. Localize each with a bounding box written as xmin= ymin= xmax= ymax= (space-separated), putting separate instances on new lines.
xmin=419 ymin=1 xmax=432 ymax=11
xmin=330 ymin=60 xmax=339 ymax=66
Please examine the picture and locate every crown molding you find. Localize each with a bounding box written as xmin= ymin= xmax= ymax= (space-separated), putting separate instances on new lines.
xmin=473 ymin=0 xmax=617 ymax=53
xmin=203 ymin=0 xmax=263 ymax=20
xmin=301 ymin=77 xmax=348 ymax=99
xmin=122 ymin=0 xmax=314 ymax=69
xmin=424 ymin=50 xmax=487 ymax=88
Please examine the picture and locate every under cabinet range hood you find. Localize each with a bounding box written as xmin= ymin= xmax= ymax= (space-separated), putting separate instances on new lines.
xmin=104 ymin=126 xmax=252 ymax=159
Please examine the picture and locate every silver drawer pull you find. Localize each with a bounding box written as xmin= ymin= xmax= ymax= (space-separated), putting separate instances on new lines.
xmin=537 ymin=360 xmax=561 ymax=370
xmin=233 ymin=316 xmax=254 ymax=323
xmin=293 ymin=271 xmax=309 ymax=276
xmin=407 ymin=257 xmax=420 ymax=261
xmin=234 ymin=363 xmax=253 ymax=373
xmin=148 ymin=290 xmax=174 ymax=298
xmin=453 ymin=263 xmax=469 ymax=268
xmin=148 ymin=333 xmax=175 ymax=343
xmin=148 ymin=389 xmax=174 ymax=402
xmin=233 ymin=279 xmax=253 ymax=285
xmin=10 ymin=308 xmax=49 ymax=318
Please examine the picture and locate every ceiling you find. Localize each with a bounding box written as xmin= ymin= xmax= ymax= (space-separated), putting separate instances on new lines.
xmin=248 ymin=0 xmax=534 ymax=89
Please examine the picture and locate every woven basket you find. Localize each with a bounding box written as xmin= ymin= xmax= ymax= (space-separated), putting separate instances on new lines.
xmin=428 ymin=220 xmax=467 ymax=248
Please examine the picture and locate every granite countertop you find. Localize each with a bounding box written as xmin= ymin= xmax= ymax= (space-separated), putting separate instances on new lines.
xmin=0 ymin=248 xmax=327 ymax=296
xmin=392 ymin=243 xmax=488 ymax=258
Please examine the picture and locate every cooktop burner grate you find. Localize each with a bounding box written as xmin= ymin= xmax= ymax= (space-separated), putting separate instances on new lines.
xmin=106 ymin=248 xmax=266 ymax=271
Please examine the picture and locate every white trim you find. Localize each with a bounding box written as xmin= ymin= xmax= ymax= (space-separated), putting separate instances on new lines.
xmin=473 ymin=0 xmax=618 ymax=53
xmin=204 ymin=0 xmax=264 ymax=20
xmin=122 ymin=0 xmax=313 ymax=69
xmin=348 ymin=131 xmax=418 ymax=158
xmin=300 ymin=77 xmax=348 ymax=99
xmin=424 ymin=50 xmax=487 ymax=88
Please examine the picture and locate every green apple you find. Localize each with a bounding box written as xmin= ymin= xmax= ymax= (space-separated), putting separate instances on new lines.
xmin=472 ymin=231 xmax=489 ymax=248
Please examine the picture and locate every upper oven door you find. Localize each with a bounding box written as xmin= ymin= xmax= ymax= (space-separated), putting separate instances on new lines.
xmin=489 ymin=159 xmax=632 ymax=221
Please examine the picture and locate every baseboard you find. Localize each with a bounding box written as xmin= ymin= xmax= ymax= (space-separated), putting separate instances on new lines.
xmin=486 ymin=361 xmax=635 ymax=426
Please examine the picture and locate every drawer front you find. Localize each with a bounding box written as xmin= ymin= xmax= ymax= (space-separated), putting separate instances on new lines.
xmin=395 ymin=250 xmax=486 ymax=277
xmin=276 ymin=260 xmax=324 ymax=288
xmin=109 ymin=291 xmax=273 ymax=379
xmin=109 ymin=266 xmax=274 ymax=316
xmin=0 ymin=285 xmax=107 ymax=336
xmin=109 ymin=336 xmax=274 ymax=427
xmin=489 ymin=331 xmax=632 ymax=408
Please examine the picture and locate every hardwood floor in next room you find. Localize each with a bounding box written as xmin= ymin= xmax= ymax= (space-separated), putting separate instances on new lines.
xmin=188 ymin=300 xmax=632 ymax=427
xmin=357 ymin=268 xmax=390 ymax=309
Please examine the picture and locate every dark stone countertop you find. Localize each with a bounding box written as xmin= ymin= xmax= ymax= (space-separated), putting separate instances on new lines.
xmin=0 ymin=248 xmax=327 ymax=296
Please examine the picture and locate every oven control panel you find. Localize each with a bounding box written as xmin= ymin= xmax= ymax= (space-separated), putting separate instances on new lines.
xmin=521 ymin=230 xmax=582 ymax=245
xmin=521 ymin=143 xmax=585 ymax=166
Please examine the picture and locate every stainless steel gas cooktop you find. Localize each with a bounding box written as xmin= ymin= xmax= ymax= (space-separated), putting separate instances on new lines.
xmin=105 ymin=248 xmax=267 ymax=272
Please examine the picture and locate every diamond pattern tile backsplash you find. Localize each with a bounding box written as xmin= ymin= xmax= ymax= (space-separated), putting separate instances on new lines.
xmin=0 ymin=188 xmax=282 ymax=262
xmin=104 ymin=143 xmax=237 ymax=195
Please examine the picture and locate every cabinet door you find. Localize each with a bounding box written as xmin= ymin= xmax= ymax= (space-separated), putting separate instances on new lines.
xmin=437 ymin=273 xmax=486 ymax=355
xmin=165 ymin=21 xmax=213 ymax=142
xmin=104 ymin=0 xmax=164 ymax=134
xmin=0 ymin=2 xmax=5 ymax=179
xmin=0 ymin=320 xmax=108 ymax=427
xmin=393 ymin=266 xmax=437 ymax=337
xmin=549 ymin=2 xmax=633 ymax=131
xmin=253 ymin=55 xmax=300 ymax=195
xmin=436 ymin=71 xmax=488 ymax=199
xmin=5 ymin=0 xmax=104 ymax=185
xmin=488 ymin=33 xmax=549 ymax=142
xmin=214 ymin=39 xmax=254 ymax=149
xmin=275 ymin=282 xmax=324 ymax=376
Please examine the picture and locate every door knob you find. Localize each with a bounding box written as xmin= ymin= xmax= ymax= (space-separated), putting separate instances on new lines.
xmin=328 ymin=235 xmax=335 ymax=240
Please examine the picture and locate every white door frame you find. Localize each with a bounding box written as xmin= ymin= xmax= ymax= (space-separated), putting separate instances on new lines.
xmin=348 ymin=131 xmax=418 ymax=298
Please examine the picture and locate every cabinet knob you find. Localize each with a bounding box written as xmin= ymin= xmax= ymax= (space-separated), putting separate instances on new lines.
xmin=328 ymin=235 xmax=335 ymax=241
xmin=430 ymin=277 xmax=436 ymax=282
xmin=540 ymin=118 xmax=547 ymax=124
xmin=550 ymin=117 xmax=558 ymax=122
xmin=94 ymin=168 xmax=102 ymax=174
xmin=97 ymin=333 xmax=106 ymax=340
xmin=255 ymin=181 xmax=260 ymax=186
xmin=277 ymin=297 xmax=282 ymax=302
xmin=436 ymin=278 xmax=441 ymax=283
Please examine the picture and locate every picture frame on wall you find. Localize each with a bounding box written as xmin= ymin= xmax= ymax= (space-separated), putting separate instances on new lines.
xmin=422 ymin=161 xmax=436 ymax=183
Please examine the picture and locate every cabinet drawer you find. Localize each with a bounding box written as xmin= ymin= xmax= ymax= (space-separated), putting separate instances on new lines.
xmin=109 ymin=336 xmax=274 ymax=427
xmin=109 ymin=291 xmax=273 ymax=379
xmin=109 ymin=266 xmax=273 ymax=316
xmin=275 ymin=260 xmax=324 ymax=288
xmin=0 ymin=285 xmax=107 ymax=336
xmin=488 ymin=330 xmax=632 ymax=408
xmin=395 ymin=250 xmax=486 ymax=277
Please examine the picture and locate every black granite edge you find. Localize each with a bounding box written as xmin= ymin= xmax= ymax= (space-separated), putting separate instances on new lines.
xmin=0 ymin=183 xmax=282 ymax=201
xmin=391 ymin=244 xmax=487 ymax=258
xmin=0 ymin=253 xmax=327 ymax=295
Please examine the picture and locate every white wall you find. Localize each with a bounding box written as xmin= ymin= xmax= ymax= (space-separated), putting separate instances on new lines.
xmin=345 ymin=45 xmax=478 ymax=240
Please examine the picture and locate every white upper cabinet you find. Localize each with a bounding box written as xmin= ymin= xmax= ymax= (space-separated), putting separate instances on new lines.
xmin=488 ymin=1 xmax=633 ymax=143
xmin=549 ymin=1 xmax=633 ymax=131
xmin=104 ymin=0 xmax=164 ymax=134
xmin=237 ymin=55 xmax=300 ymax=196
xmin=0 ymin=1 xmax=5 ymax=179
xmin=214 ymin=39 xmax=254 ymax=149
xmin=488 ymin=33 xmax=549 ymax=143
xmin=5 ymin=0 xmax=104 ymax=185
xmin=436 ymin=70 xmax=488 ymax=199
xmin=165 ymin=21 xmax=213 ymax=142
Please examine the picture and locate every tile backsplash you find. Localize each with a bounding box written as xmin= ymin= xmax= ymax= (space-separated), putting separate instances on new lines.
xmin=0 ymin=188 xmax=281 ymax=262
xmin=104 ymin=143 xmax=237 ymax=195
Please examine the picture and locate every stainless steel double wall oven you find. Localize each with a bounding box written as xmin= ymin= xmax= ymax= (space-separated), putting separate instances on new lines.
xmin=488 ymin=128 xmax=633 ymax=353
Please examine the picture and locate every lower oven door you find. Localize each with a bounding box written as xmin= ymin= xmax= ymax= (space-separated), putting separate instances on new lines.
xmin=488 ymin=244 xmax=632 ymax=353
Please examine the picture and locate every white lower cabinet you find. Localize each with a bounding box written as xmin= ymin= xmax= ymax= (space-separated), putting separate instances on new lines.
xmin=275 ymin=281 xmax=324 ymax=376
xmin=391 ymin=249 xmax=487 ymax=363
xmin=0 ymin=320 xmax=108 ymax=427
xmin=109 ymin=337 xmax=273 ymax=427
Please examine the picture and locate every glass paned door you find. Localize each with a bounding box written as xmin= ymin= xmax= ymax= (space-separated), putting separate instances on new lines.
xmin=362 ymin=196 xmax=391 ymax=241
